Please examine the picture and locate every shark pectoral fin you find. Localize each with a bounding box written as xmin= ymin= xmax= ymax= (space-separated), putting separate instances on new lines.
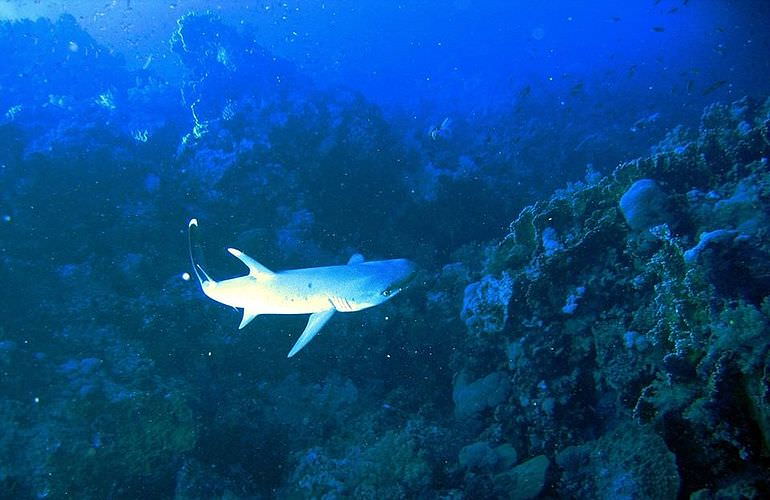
xmin=227 ymin=248 xmax=274 ymax=278
xmin=287 ymin=309 xmax=335 ymax=358
xmin=347 ymin=253 xmax=365 ymax=265
xmin=239 ymin=309 xmax=259 ymax=329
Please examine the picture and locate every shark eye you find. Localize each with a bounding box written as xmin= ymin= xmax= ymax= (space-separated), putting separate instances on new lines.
xmin=381 ymin=289 xmax=391 ymax=297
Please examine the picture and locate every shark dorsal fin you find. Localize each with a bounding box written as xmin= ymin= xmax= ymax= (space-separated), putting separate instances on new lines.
xmin=227 ymin=248 xmax=274 ymax=277
xmin=347 ymin=253 xmax=365 ymax=265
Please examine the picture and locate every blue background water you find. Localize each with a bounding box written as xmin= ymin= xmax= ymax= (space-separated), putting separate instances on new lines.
xmin=4 ymin=0 xmax=769 ymax=112
xmin=1 ymin=0 xmax=770 ymax=498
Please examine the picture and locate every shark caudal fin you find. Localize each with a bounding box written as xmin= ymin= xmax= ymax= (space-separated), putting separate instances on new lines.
xmin=287 ymin=309 xmax=335 ymax=357
xmin=188 ymin=219 xmax=215 ymax=287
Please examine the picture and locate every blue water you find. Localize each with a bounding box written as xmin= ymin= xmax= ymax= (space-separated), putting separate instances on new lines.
xmin=1 ymin=0 xmax=769 ymax=498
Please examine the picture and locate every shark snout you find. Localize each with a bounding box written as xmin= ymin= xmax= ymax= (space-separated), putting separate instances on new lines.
xmin=399 ymin=259 xmax=418 ymax=282
xmin=381 ymin=259 xmax=418 ymax=297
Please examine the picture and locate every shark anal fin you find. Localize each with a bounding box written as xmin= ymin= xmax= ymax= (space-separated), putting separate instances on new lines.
xmin=239 ymin=308 xmax=259 ymax=329
xmin=347 ymin=253 xmax=365 ymax=265
xmin=287 ymin=309 xmax=335 ymax=358
xmin=228 ymin=248 xmax=274 ymax=277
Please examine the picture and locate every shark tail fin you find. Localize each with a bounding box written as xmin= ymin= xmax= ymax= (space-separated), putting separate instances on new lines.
xmin=188 ymin=219 xmax=214 ymax=286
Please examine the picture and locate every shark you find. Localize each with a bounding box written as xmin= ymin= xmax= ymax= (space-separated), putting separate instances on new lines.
xmin=187 ymin=219 xmax=417 ymax=357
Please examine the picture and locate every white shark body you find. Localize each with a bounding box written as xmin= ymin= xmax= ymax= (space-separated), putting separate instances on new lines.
xmin=188 ymin=219 xmax=417 ymax=357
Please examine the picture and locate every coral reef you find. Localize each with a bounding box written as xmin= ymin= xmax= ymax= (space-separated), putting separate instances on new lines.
xmin=440 ymin=94 xmax=770 ymax=497
xmin=288 ymin=422 xmax=433 ymax=499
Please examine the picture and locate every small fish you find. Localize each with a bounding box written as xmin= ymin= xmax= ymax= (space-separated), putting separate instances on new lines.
xmin=630 ymin=112 xmax=660 ymax=132
xmin=702 ymin=80 xmax=728 ymax=96
xmin=686 ymin=80 xmax=695 ymax=93
xmin=610 ymin=16 xmax=621 ymax=22
xmin=628 ymin=65 xmax=637 ymax=78
xmin=570 ymin=82 xmax=584 ymax=95
xmin=652 ymin=26 xmax=665 ymax=33
xmin=519 ymin=85 xmax=531 ymax=98
xmin=430 ymin=117 xmax=452 ymax=141
xmin=382 ymin=402 xmax=408 ymax=416
xmin=668 ymin=7 xmax=679 ymax=14
xmin=142 ymin=54 xmax=153 ymax=70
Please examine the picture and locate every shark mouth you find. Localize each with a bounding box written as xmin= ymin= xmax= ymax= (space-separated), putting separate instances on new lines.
xmin=382 ymin=269 xmax=418 ymax=298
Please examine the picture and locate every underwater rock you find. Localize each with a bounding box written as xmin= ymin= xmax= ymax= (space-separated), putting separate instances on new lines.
xmin=453 ymin=371 xmax=510 ymax=419
xmin=684 ymin=176 xmax=768 ymax=237
xmin=288 ymin=428 xmax=431 ymax=498
xmin=0 ymin=15 xmax=181 ymax=159
xmin=170 ymin=12 xmax=301 ymax=131
xmin=712 ymin=177 xmax=767 ymax=233
xmin=505 ymin=341 xmax=528 ymax=371
xmin=662 ymin=352 xmax=696 ymax=381
xmin=556 ymin=422 xmax=679 ymax=499
xmin=493 ymin=454 xmax=549 ymax=500
xmin=0 ymin=15 xmax=130 ymax=109
xmin=541 ymin=227 xmax=563 ymax=256
xmin=561 ymin=286 xmax=586 ymax=315
xmin=619 ymin=179 xmax=670 ymax=231
xmin=684 ymin=228 xmax=770 ymax=301
xmin=592 ymin=320 xmax=658 ymax=397
xmin=459 ymin=441 xmax=498 ymax=471
xmin=494 ymin=443 xmax=519 ymax=470
xmin=460 ymin=273 xmax=514 ymax=335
